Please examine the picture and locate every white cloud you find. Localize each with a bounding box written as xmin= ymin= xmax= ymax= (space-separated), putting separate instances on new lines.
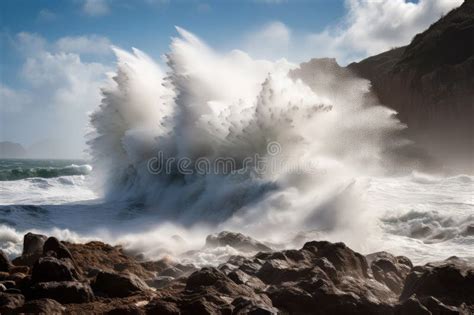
xmin=242 ymin=0 xmax=461 ymax=65
xmin=56 ymin=35 xmax=112 ymax=55
xmin=1 ymin=32 xmax=111 ymax=157
xmin=305 ymin=0 xmax=463 ymax=64
xmin=244 ymin=21 xmax=291 ymax=60
xmin=15 ymin=32 xmax=47 ymax=55
xmin=0 ymin=85 xmax=31 ymax=112
xmin=82 ymin=0 xmax=110 ymax=16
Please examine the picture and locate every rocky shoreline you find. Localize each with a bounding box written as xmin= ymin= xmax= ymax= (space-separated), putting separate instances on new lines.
xmin=0 ymin=231 xmax=472 ymax=314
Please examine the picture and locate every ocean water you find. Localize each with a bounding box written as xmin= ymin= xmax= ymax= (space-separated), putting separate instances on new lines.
xmin=1 ymin=29 xmax=472 ymax=266
xmin=0 ymin=159 xmax=472 ymax=266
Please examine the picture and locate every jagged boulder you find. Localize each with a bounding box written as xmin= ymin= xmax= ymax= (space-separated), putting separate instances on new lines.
xmin=30 ymin=281 xmax=94 ymax=304
xmin=146 ymin=267 xmax=275 ymax=314
xmin=43 ymin=237 xmax=74 ymax=260
xmin=23 ymin=232 xmax=47 ymax=257
xmin=228 ymin=269 xmax=266 ymax=290
xmin=145 ymin=298 xmax=181 ymax=315
xmin=400 ymin=257 xmax=474 ymax=307
xmin=12 ymin=232 xmax=48 ymax=267
xmin=32 ymin=256 xmax=79 ymax=283
xmin=367 ymin=251 xmax=412 ymax=294
xmin=302 ymin=241 xmax=370 ymax=279
xmin=93 ymin=271 xmax=151 ymax=298
xmin=185 ymin=267 xmax=228 ymax=291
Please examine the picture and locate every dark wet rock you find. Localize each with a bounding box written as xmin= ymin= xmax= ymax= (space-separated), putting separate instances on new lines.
xmin=5 ymin=288 xmax=22 ymax=294
xmin=244 ymin=241 xmax=398 ymax=314
xmin=419 ymin=296 xmax=461 ymax=314
xmin=93 ymin=271 xmax=151 ymax=298
xmin=367 ymin=251 xmax=412 ymax=294
xmin=0 ymin=292 xmax=25 ymax=312
xmin=30 ymin=281 xmax=94 ymax=304
xmin=0 ymin=280 xmax=17 ymax=290
xmin=16 ymin=298 xmax=65 ymax=314
xmin=43 ymin=237 xmax=74 ymax=260
xmin=228 ymin=269 xmax=265 ymax=290
xmin=400 ymin=257 xmax=474 ymax=306
xmin=395 ymin=296 xmax=431 ymax=314
xmin=151 ymin=267 xmax=276 ymax=314
xmin=206 ymin=231 xmax=272 ymax=252
xmin=0 ymin=250 xmax=12 ymax=272
xmin=256 ymin=259 xmax=316 ymax=285
xmin=23 ymin=232 xmax=47 ymax=256
xmin=239 ymin=259 xmax=264 ymax=275
xmin=185 ymin=267 xmax=227 ymax=291
xmin=302 ymin=241 xmax=370 ymax=279
xmin=268 ymin=277 xmax=393 ymax=314
xmin=8 ymin=231 xmax=473 ymax=314
xmin=32 ymin=256 xmax=79 ymax=283
xmin=266 ymin=284 xmax=315 ymax=314
xmin=145 ymin=299 xmax=180 ymax=315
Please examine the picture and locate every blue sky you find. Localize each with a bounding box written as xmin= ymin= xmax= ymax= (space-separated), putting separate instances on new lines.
xmin=1 ymin=1 xmax=345 ymax=84
xmin=0 ymin=0 xmax=462 ymax=158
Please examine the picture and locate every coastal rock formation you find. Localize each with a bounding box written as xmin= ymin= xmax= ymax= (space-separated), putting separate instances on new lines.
xmin=31 ymin=256 xmax=79 ymax=283
xmin=400 ymin=257 xmax=474 ymax=306
xmin=14 ymin=233 xmax=48 ymax=267
xmin=0 ymin=232 xmax=472 ymax=314
xmin=366 ymin=251 xmax=412 ymax=294
xmin=29 ymin=281 xmax=94 ymax=304
xmin=348 ymin=0 xmax=474 ymax=171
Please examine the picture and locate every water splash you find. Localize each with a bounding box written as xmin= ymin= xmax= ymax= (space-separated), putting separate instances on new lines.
xmin=87 ymin=27 xmax=408 ymax=250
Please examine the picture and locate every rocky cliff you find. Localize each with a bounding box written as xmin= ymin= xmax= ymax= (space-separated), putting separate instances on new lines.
xmin=348 ymin=0 xmax=474 ymax=172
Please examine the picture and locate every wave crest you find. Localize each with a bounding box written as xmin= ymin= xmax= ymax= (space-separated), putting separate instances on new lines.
xmin=87 ymin=28 xmax=411 ymax=247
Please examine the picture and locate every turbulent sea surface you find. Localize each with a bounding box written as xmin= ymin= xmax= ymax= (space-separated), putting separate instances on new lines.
xmin=0 ymin=159 xmax=472 ymax=266
xmin=0 ymin=29 xmax=472 ymax=267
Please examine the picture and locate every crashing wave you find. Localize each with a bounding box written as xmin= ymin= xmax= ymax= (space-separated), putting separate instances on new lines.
xmin=87 ymin=27 xmax=410 ymax=248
